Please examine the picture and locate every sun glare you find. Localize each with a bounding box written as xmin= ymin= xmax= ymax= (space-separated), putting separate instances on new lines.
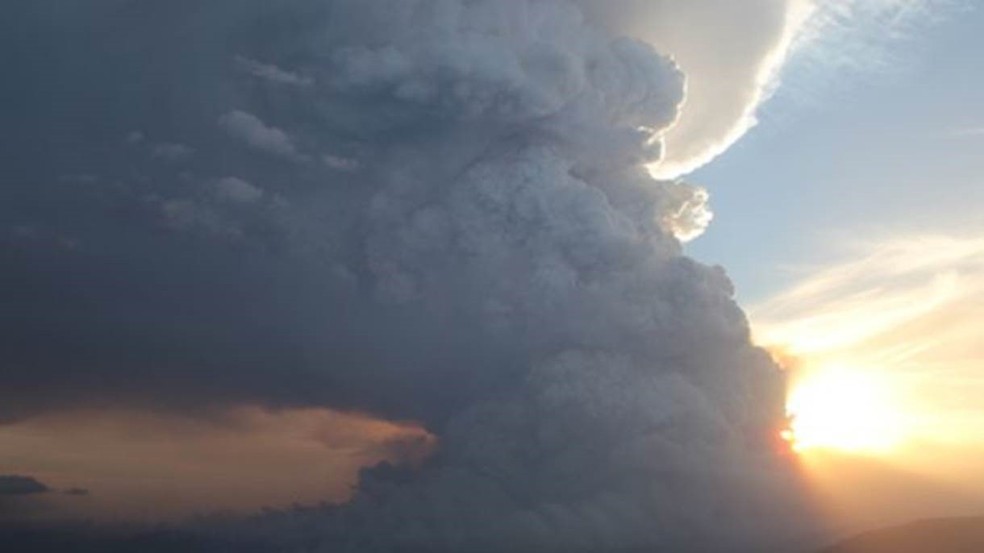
xmin=785 ymin=367 xmax=904 ymax=454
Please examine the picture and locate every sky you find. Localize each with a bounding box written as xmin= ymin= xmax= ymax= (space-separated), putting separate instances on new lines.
xmin=690 ymin=0 xmax=984 ymax=300
xmin=1 ymin=1 xmax=982 ymax=552
xmin=687 ymin=0 xmax=984 ymax=532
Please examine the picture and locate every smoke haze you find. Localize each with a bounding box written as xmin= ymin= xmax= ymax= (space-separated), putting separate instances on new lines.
xmin=0 ymin=1 xmax=841 ymax=551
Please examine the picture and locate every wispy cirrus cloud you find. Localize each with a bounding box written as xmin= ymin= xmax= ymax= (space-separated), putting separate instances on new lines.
xmin=947 ymin=127 xmax=984 ymax=138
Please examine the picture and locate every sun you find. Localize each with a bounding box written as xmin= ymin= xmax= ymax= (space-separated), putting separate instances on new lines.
xmin=783 ymin=367 xmax=904 ymax=454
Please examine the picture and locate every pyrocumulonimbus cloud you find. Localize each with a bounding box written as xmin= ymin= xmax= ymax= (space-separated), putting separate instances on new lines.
xmin=1 ymin=1 xmax=829 ymax=551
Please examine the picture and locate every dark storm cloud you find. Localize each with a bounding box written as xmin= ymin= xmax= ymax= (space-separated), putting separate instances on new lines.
xmin=2 ymin=0 xmax=524 ymax=424
xmin=1 ymin=0 xmax=699 ymax=426
xmin=2 ymin=1 xmax=822 ymax=551
xmin=0 ymin=476 xmax=50 ymax=496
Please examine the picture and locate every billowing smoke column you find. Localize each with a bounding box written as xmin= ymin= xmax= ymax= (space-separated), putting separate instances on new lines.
xmin=2 ymin=0 xmax=817 ymax=551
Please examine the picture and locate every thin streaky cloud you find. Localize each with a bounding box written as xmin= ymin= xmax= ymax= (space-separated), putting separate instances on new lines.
xmin=947 ymin=127 xmax=984 ymax=138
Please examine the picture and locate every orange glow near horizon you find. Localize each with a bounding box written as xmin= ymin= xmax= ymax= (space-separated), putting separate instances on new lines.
xmin=0 ymin=406 xmax=435 ymax=523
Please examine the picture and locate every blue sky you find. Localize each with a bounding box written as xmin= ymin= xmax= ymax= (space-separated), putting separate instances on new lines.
xmin=688 ymin=2 xmax=984 ymax=302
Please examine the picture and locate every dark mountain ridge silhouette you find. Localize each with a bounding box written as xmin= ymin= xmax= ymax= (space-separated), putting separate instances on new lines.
xmin=817 ymin=516 xmax=984 ymax=553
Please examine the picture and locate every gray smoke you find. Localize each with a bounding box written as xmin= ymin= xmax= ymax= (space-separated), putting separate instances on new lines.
xmin=1 ymin=1 xmax=820 ymax=550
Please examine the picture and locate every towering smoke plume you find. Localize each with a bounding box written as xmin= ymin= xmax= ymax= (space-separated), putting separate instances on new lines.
xmin=2 ymin=1 xmax=820 ymax=551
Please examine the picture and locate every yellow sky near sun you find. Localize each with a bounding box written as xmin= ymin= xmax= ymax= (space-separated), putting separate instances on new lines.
xmin=748 ymin=234 xmax=984 ymax=529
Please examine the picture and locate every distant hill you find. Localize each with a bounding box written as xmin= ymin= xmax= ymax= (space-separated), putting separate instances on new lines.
xmin=0 ymin=524 xmax=274 ymax=553
xmin=818 ymin=517 xmax=984 ymax=553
